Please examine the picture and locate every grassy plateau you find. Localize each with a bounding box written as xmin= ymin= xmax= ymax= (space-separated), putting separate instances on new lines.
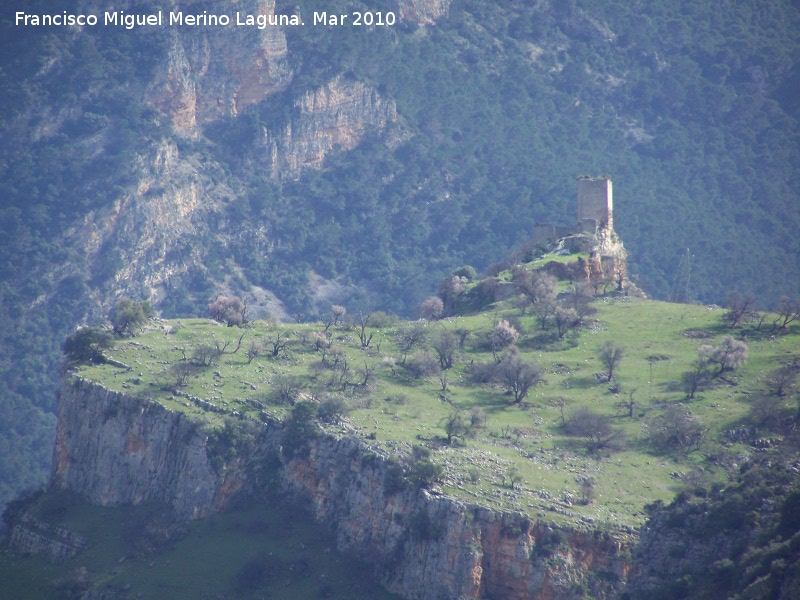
xmin=73 ymin=272 xmax=800 ymax=535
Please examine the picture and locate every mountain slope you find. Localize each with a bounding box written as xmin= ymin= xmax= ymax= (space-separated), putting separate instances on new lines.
xmin=1 ymin=0 xmax=799 ymax=511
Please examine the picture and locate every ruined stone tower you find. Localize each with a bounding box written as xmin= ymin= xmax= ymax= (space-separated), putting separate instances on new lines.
xmin=531 ymin=175 xmax=615 ymax=245
xmin=530 ymin=176 xmax=630 ymax=292
xmin=577 ymin=175 xmax=612 ymax=233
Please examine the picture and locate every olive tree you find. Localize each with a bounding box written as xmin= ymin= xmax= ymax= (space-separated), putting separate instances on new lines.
xmin=110 ymin=298 xmax=152 ymax=336
xmin=441 ymin=410 xmax=470 ymax=444
xmin=63 ymin=327 xmax=114 ymax=364
xmin=650 ymin=406 xmax=704 ymax=454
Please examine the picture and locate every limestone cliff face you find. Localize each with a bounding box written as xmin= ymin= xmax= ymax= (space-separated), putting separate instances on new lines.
xmin=625 ymin=513 xmax=729 ymax=597
xmin=52 ymin=378 xmax=629 ymax=599
xmin=9 ymin=513 xmax=86 ymax=562
xmin=56 ymin=2 xmax=395 ymax=312
xmin=262 ymin=75 xmax=398 ymax=179
xmin=398 ymin=0 xmax=452 ymax=25
xmin=69 ymin=138 xmax=238 ymax=312
xmin=285 ymin=435 xmax=628 ymax=600
xmin=52 ymin=378 xmax=270 ymax=519
xmin=145 ymin=0 xmax=291 ymax=136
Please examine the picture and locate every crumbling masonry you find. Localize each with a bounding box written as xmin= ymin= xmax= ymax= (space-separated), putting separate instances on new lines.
xmin=532 ymin=176 xmax=627 ymax=290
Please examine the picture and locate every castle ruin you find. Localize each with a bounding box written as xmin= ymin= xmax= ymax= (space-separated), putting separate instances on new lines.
xmin=532 ymin=176 xmax=628 ymax=290
xmin=577 ymin=175 xmax=613 ymax=233
xmin=533 ymin=175 xmax=614 ymax=245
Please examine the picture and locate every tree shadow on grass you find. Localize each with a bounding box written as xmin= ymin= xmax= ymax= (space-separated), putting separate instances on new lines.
xmin=562 ymin=375 xmax=598 ymax=390
xmin=458 ymin=387 xmax=518 ymax=415
xmin=519 ymin=332 xmax=578 ymax=352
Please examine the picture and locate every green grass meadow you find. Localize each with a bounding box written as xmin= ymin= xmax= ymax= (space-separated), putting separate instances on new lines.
xmin=74 ymin=293 xmax=800 ymax=532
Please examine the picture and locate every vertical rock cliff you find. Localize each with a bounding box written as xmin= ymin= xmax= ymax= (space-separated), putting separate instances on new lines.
xmin=52 ymin=378 xmax=630 ymax=599
xmin=262 ymin=75 xmax=398 ymax=178
xmin=146 ymin=0 xmax=292 ymax=136
xmin=52 ymin=378 xmax=266 ymax=519
xmin=284 ymin=435 xmax=629 ymax=600
xmin=398 ymin=0 xmax=452 ymax=25
xmin=57 ymin=0 xmax=398 ymax=312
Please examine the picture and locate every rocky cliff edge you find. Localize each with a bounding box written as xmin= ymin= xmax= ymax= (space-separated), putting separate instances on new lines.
xmin=50 ymin=378 xmax=630 ymax=599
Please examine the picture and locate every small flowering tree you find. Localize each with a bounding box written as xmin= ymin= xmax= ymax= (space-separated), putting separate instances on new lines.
xmin=417 ymin=296 xmax=444 ymax=320
xmin=492 ymin=320 xmax=519 ymax=351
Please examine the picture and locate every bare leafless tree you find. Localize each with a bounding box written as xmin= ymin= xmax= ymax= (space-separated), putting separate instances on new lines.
xmin=331 ymin=304 xmax=347 ymax=326
xmin=723 ymin=292 xmax=758 ymax=328
xmin=455 ymin=327 xmax=471 ymax=348
xmin=215 ymin=333 xmax=245 ymax=355
xmin=358 ymin=311 xmax=375 ymax=348
xmin=554 ymin=307 xmax=580 ymax=339
xmin=246 ymin=340 xmax=264 ymax=364
xmin=563 ymin=281 xmax=594 ymax=314
xmin=358 ymin=361 xmax=377 ymax=387
xmin=270 ymin=332 xmax=289 ymax=357
xmin=512 ymin=267 xmax=556 ymax=306
xmin=432 ymin=330 xmax=458 ymax=370
xmin=765 ymin=360 xmax=800 ymax=397
xmin=772 ymin=295 xmax=800 ymax=332
xmin=615 ymin=387 xmax=640 ymax=418
xmin=496 ymin=353 xmax=542 ymax=404
xmin=532 ymin=298 xmax=557 ymax=330
xmin=599 ymin=340 xmax=625 ymax=382
xmin=396 ymin=321 xmax=428 ymax=364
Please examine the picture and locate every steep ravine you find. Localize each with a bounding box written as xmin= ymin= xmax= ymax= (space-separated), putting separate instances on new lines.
xmin=48 ymin=378 xmax=631 ymax=599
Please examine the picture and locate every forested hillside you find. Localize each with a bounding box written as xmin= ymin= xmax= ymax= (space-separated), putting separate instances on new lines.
xmin=0 ymin=0 xmax=799 ymax=510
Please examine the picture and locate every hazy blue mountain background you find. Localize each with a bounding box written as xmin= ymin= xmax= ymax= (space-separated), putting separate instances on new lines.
xmin=1 ymin=0 xmax=798 ymax=510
